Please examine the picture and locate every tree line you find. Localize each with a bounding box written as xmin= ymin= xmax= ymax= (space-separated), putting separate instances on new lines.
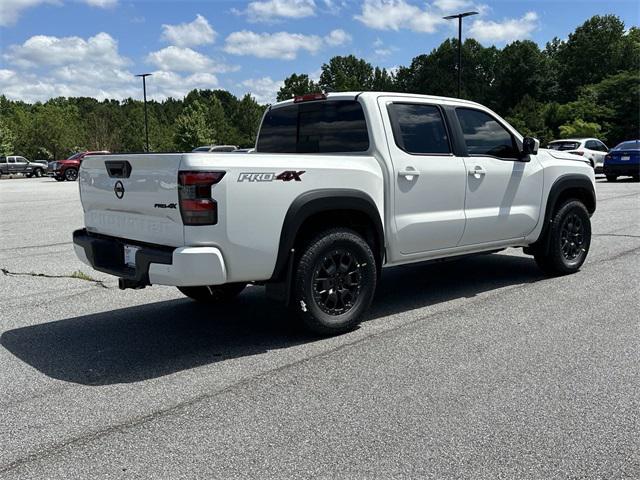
xmin=0 ymin=14 xmax=638 ymax=160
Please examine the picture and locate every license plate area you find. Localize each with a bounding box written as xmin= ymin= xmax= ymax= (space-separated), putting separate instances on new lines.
xmin=621 ymin=155 xmax=630 ymax=161
xmin=124 ymin=245 xmax=140 ymax=268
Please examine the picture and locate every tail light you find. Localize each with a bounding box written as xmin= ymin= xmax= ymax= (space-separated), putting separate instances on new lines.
xmin=573 ymin=151 xmax=584 ymax=156
xmin=294 ymin=93 xmax=327 ymax=103
xmin=178 ymin=171 xmax=225 ymax=225
xmin=605 ymin=154 xmax=612 ymax=160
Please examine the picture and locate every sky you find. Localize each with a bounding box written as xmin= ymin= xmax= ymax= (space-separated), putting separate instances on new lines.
xmin=0 ymin=0 xmax=638 ymax=104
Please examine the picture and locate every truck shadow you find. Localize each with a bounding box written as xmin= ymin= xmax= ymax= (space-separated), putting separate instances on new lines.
xmin=1 ymin=253 xmax=543 ymax=386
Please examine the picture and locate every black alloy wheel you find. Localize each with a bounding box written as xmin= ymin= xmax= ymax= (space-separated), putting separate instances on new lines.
xmin=559 ymin=213 xmax=586 ymax=263
xmin=312 ymin=248 xmax=363 ymax=316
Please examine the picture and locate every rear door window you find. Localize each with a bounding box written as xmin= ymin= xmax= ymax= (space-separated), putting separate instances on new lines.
xmin=257 ymin=100 xmax=369 ymax=153
xmin=387 ymin=103 xmax=450 ymax=155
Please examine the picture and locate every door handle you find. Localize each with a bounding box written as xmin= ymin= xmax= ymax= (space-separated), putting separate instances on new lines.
xmin=399 ymin=167 xmax=420 ymax=181
xmin=468 ymin=165 xmax=486 ymax=178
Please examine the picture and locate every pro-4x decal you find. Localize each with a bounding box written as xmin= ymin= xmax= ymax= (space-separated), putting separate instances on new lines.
xmin=238 ymin=171 xmax=305 ymax=182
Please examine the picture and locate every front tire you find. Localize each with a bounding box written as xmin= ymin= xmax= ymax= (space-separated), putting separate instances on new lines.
xmin=64 ymin=168 xmax=78 ymax=181
xmin=293 ymin=228 xmax=377 ymax=336
xmin=33 ymin=168 xmax=43 ymax=178
xmin=178 ymin=283 xmax=246 ymax=303
xmin=534 ymin=200 xmax=591 ymax=276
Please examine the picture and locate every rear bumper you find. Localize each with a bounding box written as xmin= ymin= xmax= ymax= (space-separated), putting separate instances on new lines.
xmin=73 ymin=229 xmax=227 ymax=289
xmin=603 ymin=163 xmax=640 ymax=176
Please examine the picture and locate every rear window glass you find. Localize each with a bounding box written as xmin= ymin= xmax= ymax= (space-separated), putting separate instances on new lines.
xmin=387 ymin=103 xmax=450 ymax=155
xmin=548 ymin=141 xmax=580 ymax=151
xmin=257 ymin=100 xmax=369 ymax=153
xmin=614 ymin=141 xmax=639 ymax=150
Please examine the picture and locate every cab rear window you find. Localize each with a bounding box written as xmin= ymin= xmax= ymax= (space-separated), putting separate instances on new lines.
xmin=257 ymin=100 xmax=369 ymax=153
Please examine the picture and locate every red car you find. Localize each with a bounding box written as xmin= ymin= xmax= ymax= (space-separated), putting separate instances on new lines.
xmin=49 ymin=151 xmax=110 ymax=181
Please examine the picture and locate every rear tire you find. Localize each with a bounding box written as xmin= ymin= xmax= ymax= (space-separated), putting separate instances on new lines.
xmin=178 ymin=283 xmax=246 ymax=303
xmin=292 ymin=228 xmax=377 ymax=336
xmin=534 ymin=200 xmax=591 ymax=276
xmin=606 ymin=175 xmax=617 ymax=182
xmin=33 ymin=168 xmax=43 ymax=178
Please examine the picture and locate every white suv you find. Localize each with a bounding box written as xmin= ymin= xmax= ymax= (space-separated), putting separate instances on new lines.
xmin=548 ymin=138 xmax=609 ymax=172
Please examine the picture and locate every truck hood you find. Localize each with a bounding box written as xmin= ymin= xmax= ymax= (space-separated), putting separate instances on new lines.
xmin=543 ymin=149 xmax=590 ymax=164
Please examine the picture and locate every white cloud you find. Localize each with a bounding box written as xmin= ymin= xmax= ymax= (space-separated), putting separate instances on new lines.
xmin=82 ymin=0 xmax=117 ymax=8
xmin=355 ymin=0 xmax=444 ymax=33
xmin=0 ymin=0 xmax=58 ymax=26
xmin=243 ymin=0 xmax=316 ymax=22
xmin=468 ymin=11 xmax=538 ymax=44
xmin=433 ymin=0 xmax=472 ymax=13
xmin=161 ymin=14 xmax=216 ymax=47
xmin=325 ymin=28 xmax=351 ymax=46
xmin=1 ymin=32 xmax=220 ymax=102
xmin=224 ymin=30 xmax=323 ymax=60
xmin=224 ymin=29 xmax=351 ymax=59
xmin=4 ymin=32 xmax=129 ymax=68
xmin=146 ymin=46 xmax=238 ymax=73
xmin=0 ymin=0 xmax=112 ymax=26
xmin=241 ymin=76 xmax=283 ymax=104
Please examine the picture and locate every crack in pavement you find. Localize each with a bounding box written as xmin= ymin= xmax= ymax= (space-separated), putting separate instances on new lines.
xmin=0 ymin=268 xmax=109 ymax=289
xmin=593 ymin=233 xmax=640 ymax=239
xmin=1 ymin=243 xmax=639 ymax=475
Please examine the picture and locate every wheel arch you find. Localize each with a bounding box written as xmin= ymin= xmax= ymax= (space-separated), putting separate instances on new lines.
xmin=531 ymin=174 xmax=596 ymax=254
xmin=269 ymin=189 xmax=384 ymax=283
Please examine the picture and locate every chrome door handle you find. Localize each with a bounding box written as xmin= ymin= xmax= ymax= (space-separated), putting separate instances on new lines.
xmin=399 ymin=167 xmax=420 ymax=181
xmin=468 ymin=166 xmax=486 ymax=178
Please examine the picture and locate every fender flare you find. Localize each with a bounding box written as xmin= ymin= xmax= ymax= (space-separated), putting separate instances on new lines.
xmin=531 ymin=173 xmax=596 ymax=253
xmin=270 ymin=189 xmax=384 ymax=281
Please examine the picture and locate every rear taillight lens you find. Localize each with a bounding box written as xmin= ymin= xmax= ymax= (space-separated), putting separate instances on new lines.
xmin=605 ymin=154 xmax=612 ymax=160
xmin=178 ymin=171 xmax=225 ymax=225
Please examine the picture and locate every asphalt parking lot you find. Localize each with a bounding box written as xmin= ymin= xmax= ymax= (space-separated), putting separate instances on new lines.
xmin=0 ymin=176 xmax=639 ymax=479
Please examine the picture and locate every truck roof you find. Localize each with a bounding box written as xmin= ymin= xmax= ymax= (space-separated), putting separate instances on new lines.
xmin=271 ymin=91 xmax=484 ymax=109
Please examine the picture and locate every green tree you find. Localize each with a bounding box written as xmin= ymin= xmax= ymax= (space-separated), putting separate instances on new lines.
xmin=0 ymin=117 xmax=16 ymax=156
xmin=233 ymin=94 xmax=265 ymax=146
xmin=554 ymin=15 xmax=628 ymax=100
xmin=505 ymin=95 xmax=554 ymax=145
xmin=494 ymin=40 xmax=552 ymax=112
xmin=174 ymin=100 xmax=213 ymax=152
xmin=559 ymin=118 xmax=602 ymax=138
xmin=277 ymin=73 xmax=320 ymax=101
xmin=319 ymin=55 xmax=374 ymax=91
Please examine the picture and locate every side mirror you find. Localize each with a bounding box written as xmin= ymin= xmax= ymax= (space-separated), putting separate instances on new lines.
xmin=522 ymin=136 xmax=539 ymax=156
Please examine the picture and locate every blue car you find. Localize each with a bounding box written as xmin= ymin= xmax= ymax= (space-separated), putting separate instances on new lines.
xmin=603 ymin=140 xmax=640 ymax=182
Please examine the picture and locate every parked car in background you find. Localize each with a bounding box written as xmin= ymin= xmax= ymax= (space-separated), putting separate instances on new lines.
xmin=192 ymin=145 xmax=238 ymax=152
xmin=603 ymin=140 xmax=640 ymax=182
xmin=0 ymin=155 xmax=47 ymax=178
xmin=34 ymin=160 xmax=49 ymax=169
xmin=233 ymin=148 xmax=255 ymax=153
xmin=49 ymin=151 xmax=109 ymax=181
xmin=547 ymin=138 xmax=608 ymax=172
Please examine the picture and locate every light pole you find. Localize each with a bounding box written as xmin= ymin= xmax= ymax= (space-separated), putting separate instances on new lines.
xmin=135 ymin=73 xmax=152 ymax=152
xmin=443 ymin=11 xmax=478 ymax=98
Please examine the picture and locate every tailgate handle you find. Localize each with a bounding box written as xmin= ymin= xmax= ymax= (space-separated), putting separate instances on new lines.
xmin=105 ymin=161 xmax=132 ymax=179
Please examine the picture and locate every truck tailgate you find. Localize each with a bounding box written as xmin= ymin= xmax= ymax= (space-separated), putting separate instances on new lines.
xmin=79 ymin=154 xmax=184 ymax=246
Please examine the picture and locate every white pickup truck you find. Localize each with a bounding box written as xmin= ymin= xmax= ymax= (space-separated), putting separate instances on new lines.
xmin=73 ymin=92 xmax=596 ymax=335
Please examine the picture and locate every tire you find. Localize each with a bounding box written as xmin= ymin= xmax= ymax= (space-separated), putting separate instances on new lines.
xmin=606 ymin=175 xmax=617 ymax=182
xmin=292 ymin=228 xmax=377 ymax=336
xmin=178 ymin=283 xmax=246 ymax=303
xmin=54 ymin=176 xmax=65 ymax=181
xmin=33 ymin=168 xmax=43 ymax=178
xmin=534 ymin=200 xmax=591 ymax=276
xmin=64 ymin=168 xmax=78 ymax=181
xmin=26 ymin=173 xmax=32 ymax=178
